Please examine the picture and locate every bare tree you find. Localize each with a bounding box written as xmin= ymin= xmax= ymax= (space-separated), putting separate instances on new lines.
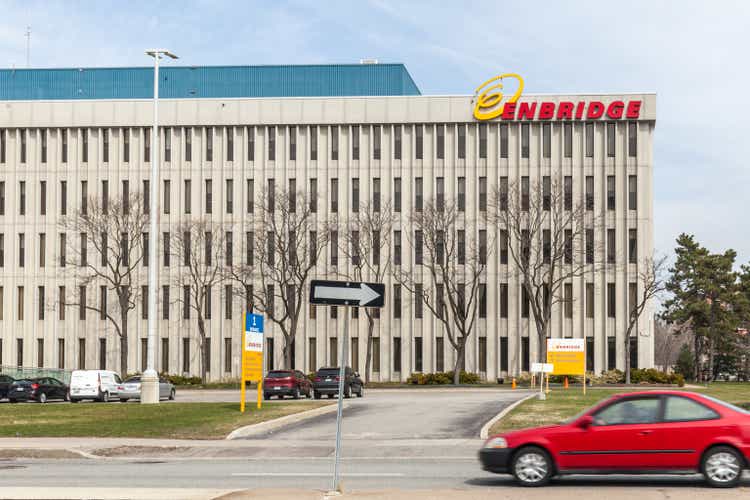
xmin=58 ymin=194 xmax=148 ymax=375
xmin=338 ymin=200 xmax=396 ymax=382
xmin=170 ymin=219 xmax=227 ymax=382
xmin=228 ymin=188 xmax=330 ymax=369
xmin=489 ymin=179 xmax=597 ymax=366
xmin=624 ymin=255 xmax=667 ymax=384
xmin=654 ymin=318 xmax=693 ymax=371
xmin=394 ymin=199 xmax=491 ymax=385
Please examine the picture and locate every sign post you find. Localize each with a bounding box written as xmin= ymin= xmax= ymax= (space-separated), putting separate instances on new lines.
xmin=241 ymin=312 xmax=264 ymax=413
xmin=531 ymin=362 xmax=553 ymax=400
xmin=309 ymin=280 xmax=385 ymax=494
xmin=546 ymin=338 xmax=586 ymax=395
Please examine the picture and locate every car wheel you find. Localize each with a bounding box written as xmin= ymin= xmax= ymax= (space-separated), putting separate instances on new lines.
xmin=169 ymin=389 xmax=175 ymax=401
xmin=70 ymin=398 xmax=79 ymax=403
xmin=9 ymin=399 xmax=18 ymax=404
xmin=120 ymin=399 xmax=128 ymax=403
xmin=344 ymin=385 xmax=351 ymax=398
xmin=511 ymin=446 xmax=553 ymax=487
xmin=263 ymin=393 xmax=270 ymax=401
xmin=702 ymin=446 xmax=744 ymax=488
xmin=39 ymin=393 xmax=48 ymax=404
xmin=64 ymin=392 xmax=71 ymax=402
xmin=313 ymin=391 xmax=321 ymax=400
xmin=293 ymin=387 xmax=300 ymax=399
xmin=101 ymin=392 xmax=110 ymax=403
xmin=357 ymin=385 xmax=364 ymax=398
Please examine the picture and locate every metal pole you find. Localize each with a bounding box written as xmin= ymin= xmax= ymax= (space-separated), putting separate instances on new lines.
xmin=142 ymin=52 xmax=160 ymax=403
xmin=332 ymin=311 xmax=349 ymax=492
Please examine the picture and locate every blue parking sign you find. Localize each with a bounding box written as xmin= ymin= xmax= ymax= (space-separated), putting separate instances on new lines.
xmin=246 ymin=313 xmax=264 ymax=334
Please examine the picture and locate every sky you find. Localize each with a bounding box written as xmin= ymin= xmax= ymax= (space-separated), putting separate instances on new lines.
xmin=1 ymin=0 xmax=749 ymax=266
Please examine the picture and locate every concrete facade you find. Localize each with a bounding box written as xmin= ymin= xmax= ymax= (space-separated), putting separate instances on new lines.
xmin=0 ymin=90 xmax=656 ymax=381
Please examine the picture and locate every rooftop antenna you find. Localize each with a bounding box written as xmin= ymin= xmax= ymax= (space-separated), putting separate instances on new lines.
xmin=25 ymin=26 xmax=31 ymax=68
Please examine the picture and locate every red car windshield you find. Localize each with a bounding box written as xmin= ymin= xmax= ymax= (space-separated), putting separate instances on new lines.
xmin=266 ymin=371 xmax=294 ymax=379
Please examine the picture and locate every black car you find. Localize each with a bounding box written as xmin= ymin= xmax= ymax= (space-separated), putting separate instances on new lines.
xmin=0 ymin=375 xmax=15 ymax=400
xmin=313 ymin=367 xmax=364 ymax=399
xmin=8 ymin=377 xmax=70 ymax=403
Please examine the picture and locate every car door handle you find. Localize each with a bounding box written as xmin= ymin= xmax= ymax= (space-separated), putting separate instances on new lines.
xmin=638 ymin=430 xmax=653 ymax=435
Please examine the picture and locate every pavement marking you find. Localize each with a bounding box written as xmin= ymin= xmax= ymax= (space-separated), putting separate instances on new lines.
xmin=480 ymin=392 xmax=536 ymax=439
xmin=231 ymin=472 xmax=405 ymax=477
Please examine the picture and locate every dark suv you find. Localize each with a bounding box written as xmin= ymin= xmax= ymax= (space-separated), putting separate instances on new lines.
xmin=263 ymin=370 xmax=312 ymax=400
xmin=313 ymin=367 xmax=364 ymax=399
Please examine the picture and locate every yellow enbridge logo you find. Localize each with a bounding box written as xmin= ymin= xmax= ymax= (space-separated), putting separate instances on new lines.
xmin=473 ymin=73 xmax=524 ymax=121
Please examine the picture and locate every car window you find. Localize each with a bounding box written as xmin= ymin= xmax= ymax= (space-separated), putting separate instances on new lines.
xmin=700 ymin=394 xmax=750 ymax=415
xmin=317 ymin=369 xmax=340 ymax=377
xmin=115 ymin=375 xmax=122 ymax=384
xmin=594 ymin=397 xmax=661 ymax=425
xmin=266 ymin=371 xmax=293 ymax=378
xmin=124 ymin=377 xmax=141 ymax=383
xmin=664 ymin=396 xmax=720 ymax=422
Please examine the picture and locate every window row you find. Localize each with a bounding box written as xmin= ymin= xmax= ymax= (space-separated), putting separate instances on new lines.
xmin=0 ymin=174 xmax=639 ymax=218
xmin=0 ymin=121 xmax=640 ymax=166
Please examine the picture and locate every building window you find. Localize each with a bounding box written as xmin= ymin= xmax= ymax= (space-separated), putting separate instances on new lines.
xmin=57 ymin=286 xmax=65 ymax=320
xmin=162 ymin=285 xmax=170 ymax=320
xmin=182 ymin=338 xmax=190 ymax=373
xmin=436 ymin=124 xmax=444 ymax=159
xmin=58 ymin=338 xmax=65 ymax=368
xmin=542 ymin=229 xmax=551 ymax=264
xmin=308 ymin=338 xmax=317 ymax=372
xmin=413 ymin=337 xmax=423 ymax=372
xmin=607 ymin=175 xmax=615 ymax=210
xmin=182 ymin=285 xmax=190 ymax=319
xmin=246 ymin=231 xmax=254 ymax=266
xmin=393 ymin=177 xmax=401 ymax=212
xmin=542 ymin=123 xmax=551 ymax=158
xmin=16 ymin=338 xmax=23 ymax=367
xmin=563 ymin=122 xmax=572 ymax=158
xmin=78 ymin=338 xmax=86 ymax=369
xmin=586 ymin=228 xmax=594 ymax=264
xmin=499 ymin=337 xmax=508 ymax=372
xmin=585 ymin=122 xmax=594 ymax=157
xmin=225 ymin=231 xmax=233 ymax=267
xmin=607 ymin=336 xmax=616 ymax=370
xmin=499 ymin=229 xmax=508 ymax=265
xmin=0 ymin=181 xmax=4 ymax=215
xmin=393 ymin=337 xmax=401 ymax=372
xmin=372 ymin=125 xmax=381 ymax=160
xmin=393 ymin=284 xmax=401 ymax=319
xmin=372 ymin=177 xmax=381 ymax=213
xmin=564 ymin=229 xmax=572 ymax=264
xmin=205 ymin=179 xmax=212 ymax=214
xmin=629 ymin=229 xmax=637 ymax=264
xmin=628 ymin=122 xmax=637 ymax=157
xmin=122 ymin=180 xmax=129 ymax=214
xmin=330 ymin=231 xmax=338 ymax=266
xmin=37 ymin=286 xmax=45 ymax=320
xmin=586 ymin=337 xmax=595 ymax=371
xmin=629 ymin=282 xmax=638 ymax=320
xmin=393 ymin=230 xmax=401 ymax=266
xmin=143 ymin=127 xmax=150 ymax=162
xmin=226 ymin=126 xmax=233 ymax=162
xmin=415 ymin=124 xmax=423 ymax=160
xmin=415 ymin=177 xmax=423 ymax=212
xmin=479 ymin=123 xmax=487 ymax=158
xmin=329 ymin=337 xmax=338 ymax=366
xmin=479 ymin=230 xmax=487 ymax=265
xmin=435 ymin=177 xmax=445 ymax=212
xmin=162 ymin=127 xmax=170 ymax=163
xmin=542 ymin=176 xmax=551 ymax=211
xmin=414 ymin=230 xmax=423 ymax=265
xmin=163 ymin=180 xmax=171 ymax=215
xmin=18 ymin=233 xmax=25 ymax=268
xmin=352 ymin=125 xmax=360 ymax=160
xmin=607 ymin=228 xmax=616 ymax=264
xmin=162 ymin=338 xmax=169 ymax=373
xmin=183 ymin=127 xmax=192 ymax=162
xmin=521 ymin=123 xmax=530 ymax=158
xmin=329 ymin=125 xmax=338 ymax=161
xmin=521 ymin=286 xmax=530 ymax=318
xmin=479 ymin=176 xmax=487 ymax=212
xmin=0 ymin=233 xmax=3 ymax=267
xmin=607 ymin=122 xmax=616 ymax=157
xmin=41 ymin=129 xmax=48 ymax=163
xmin=267 ymin=179 xmax=274 ymax=212
xmin=19 ymin=130 xmax=27 ymax=163
xmin=351 ymin=178 xmax=359 ymax=212
xmin=585 ymin=175 xmax=594 ymax=210
xmin=479 ymin=283 xmax=487 ymax=318
xmin=205 ymin=127 xmax=213 ymax=162
xmin=183 ymin=179 xmax=192 ymax=214
xmin=204 ymin=286 xmax=212 ymax=319
xmin=225 ymin=179 xmax=233 ymax=214
xmin=477 ymin=337 xmax=487 ymax=372
xmin=499 ymin=283 xmax=509 ymax=318
xmin=414 ymin=283 xmax=423 ymax=319
xmin=99 ymin=285 xmax=107 ymax=320
xmin=586 ymin=282 xmax=594 ymax=318
xmin=287 ymin=126 xmax=297 ymax=161
xmin=19 ymin=181 xmax=26 ymax=215
xmin=97 ymin=338 xmax=106 ymax=370
xmin=0 ymin=130 xmax=5 ymax=163
xmin=457 ymin=124 xmax=466 ymax=159
xmin=309 ymin=125 xmax=318 ymax=161
xmin=564 ymin=176 xmax=572 ymax=211
xmin=455 ymin=176 xmax=466 ymax=212
xmin=521 ymin=176 xmax=530 ymax=211
xmin=607 ymin=283 xmax=616 ymax=318
xmin=497 ymin=123 xmax=507 ymax=158
xmin=121 ymin=128 xmax=129 ymax=163
xmin=224 ymin=338 xmax=232 ymax=373
xmin=628 ymin=175 xmax=637 ymax=210
xmin=330 ymin=178 xmax=338 ymax=213
xmin=564 ymin=283 xmax=573 ymax=318
xmin=522 ymin=337 xmax=530 ymax=372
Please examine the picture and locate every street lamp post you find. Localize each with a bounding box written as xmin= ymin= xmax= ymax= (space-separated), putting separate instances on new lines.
xmin=142 ymin=49 xmax=178 ymax=404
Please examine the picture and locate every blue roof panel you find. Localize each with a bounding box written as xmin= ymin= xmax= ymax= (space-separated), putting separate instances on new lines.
xmin=0 ymin=64 xmax=421 ymax=100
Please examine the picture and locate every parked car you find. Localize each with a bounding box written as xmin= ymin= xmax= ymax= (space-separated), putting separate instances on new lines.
xmin=0 ymin=375 xmax=15 ymax=400
xmin=8 ymin=377 xmax=70 ymax=403
xmin=263 ymin=370 xmax=312 ymax=400
xmin=312 ymin=367 xmax=364 ymax=399
xmin=69 ymin=370 xmax=122 ymax=403
xmin=117 ymin=376 xmax=176 ymax=402
xmin=480 ymin=390 xmax=750 ymax=488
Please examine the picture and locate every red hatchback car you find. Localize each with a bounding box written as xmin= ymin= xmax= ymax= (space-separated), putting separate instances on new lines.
xmin=480 ymin=391 xmax=750 ymax=487
xmin=263 ymin=370 xmax=313 ymax=400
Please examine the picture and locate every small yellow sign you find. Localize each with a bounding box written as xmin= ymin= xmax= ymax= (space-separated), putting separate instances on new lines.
xmin=241 ymin=313 xmax=264 ymax=412
xmin=546 ymin=338 xmax=586 ymax=376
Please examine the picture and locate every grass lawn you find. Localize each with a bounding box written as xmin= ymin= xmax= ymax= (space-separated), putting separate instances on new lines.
xmin=489 ymin=382 xmax=750 ymax=436
xmin=0 ymin=402 xmax=332 ymax=440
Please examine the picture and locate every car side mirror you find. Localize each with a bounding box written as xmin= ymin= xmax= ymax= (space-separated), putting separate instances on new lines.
xmin=577 ymin=415 xmax=594 ymax=429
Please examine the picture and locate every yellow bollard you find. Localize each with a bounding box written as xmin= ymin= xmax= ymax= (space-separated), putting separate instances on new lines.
xmin=512 ymin=378 xmax=517 ymax=390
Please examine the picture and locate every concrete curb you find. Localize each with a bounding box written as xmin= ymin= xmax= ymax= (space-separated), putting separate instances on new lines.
xmin=479 ymin=392 xmax=536 ymax=439
xmin=226 ymin=403 xmax=342 ymax=440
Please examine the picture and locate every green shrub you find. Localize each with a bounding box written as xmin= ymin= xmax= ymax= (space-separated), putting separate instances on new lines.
xmin=159 ymin=373 xmax=203 ymax=386
xmin=406 ymin=371 xmax=480 ymax=385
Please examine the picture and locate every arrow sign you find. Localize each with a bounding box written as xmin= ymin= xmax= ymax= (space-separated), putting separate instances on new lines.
xmin=309 ymin=280 xmax=385 ymax=308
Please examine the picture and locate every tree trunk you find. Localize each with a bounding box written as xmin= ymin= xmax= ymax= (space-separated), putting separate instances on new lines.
xmin=536 ymin=320 xmax=548 ymax=365
xmin=453 ymin=340 xmax=465 ymax=385
xmin=283 ymin=332 xmax=294 ymax=370
xmin=625 ymin=338 xmax=631 ymax=385
xmin=693 ymin=333 xmax=702 ymax=382
xmin=365 ymin=315 xmax=374 ymax=383
xmin=119 ymin=293 xmax=129 ymax=376
xmin=198 ymin=318 xmax=208 ymax=383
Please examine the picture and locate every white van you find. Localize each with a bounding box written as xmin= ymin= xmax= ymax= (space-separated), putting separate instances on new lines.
xmin=69 ymin=370 xmax=122 ymax=402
